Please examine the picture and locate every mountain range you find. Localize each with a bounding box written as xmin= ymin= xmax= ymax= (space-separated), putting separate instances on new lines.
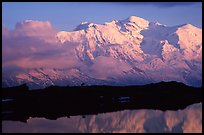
xmin=2 ymin=16 xmax=202 ymax=89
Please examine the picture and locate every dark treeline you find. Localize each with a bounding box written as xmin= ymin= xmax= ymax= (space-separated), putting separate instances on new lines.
xmin=2 ymin=81 xmax=202 ymax=123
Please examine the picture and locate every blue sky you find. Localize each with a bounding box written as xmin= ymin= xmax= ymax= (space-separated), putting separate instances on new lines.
xmin=2 ymin=2 xmax=202 ymax=31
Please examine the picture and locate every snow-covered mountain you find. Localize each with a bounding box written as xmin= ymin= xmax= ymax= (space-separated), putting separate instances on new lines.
xmin=2 ymin=16 xmax=202 ymax=89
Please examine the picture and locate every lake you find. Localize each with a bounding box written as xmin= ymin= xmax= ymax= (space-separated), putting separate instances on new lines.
xmin=2 ymin=103 xmax=202 ymax=133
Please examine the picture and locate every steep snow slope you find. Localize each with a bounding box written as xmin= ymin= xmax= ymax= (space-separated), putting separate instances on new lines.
xmin=2 ymin=16 xmax=202 ymax=89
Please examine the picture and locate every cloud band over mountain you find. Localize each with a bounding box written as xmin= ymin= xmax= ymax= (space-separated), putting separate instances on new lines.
xmin=2 ymin=16 xmax=202 ymax=88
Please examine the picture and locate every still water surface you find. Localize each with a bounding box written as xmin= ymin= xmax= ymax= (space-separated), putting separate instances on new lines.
xmin=2 ymin=103 xmax=202 ymax=133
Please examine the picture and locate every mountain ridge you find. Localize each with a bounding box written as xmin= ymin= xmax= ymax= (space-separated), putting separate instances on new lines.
xmin=2 ymin=16 xmax=202 ymax=89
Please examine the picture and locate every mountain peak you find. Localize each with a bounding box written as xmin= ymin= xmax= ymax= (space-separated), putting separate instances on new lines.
xmin=177 ymin=23 xmax=201 ymax=30
xmin=181 ymin=23 xmax=194 ymax=27
xmin=74 ymin=22 xmax=97 ymax=31
xmin=126 ymin=16 xmax=148 ymax=23
xmin=121 ymin=16 xmax=149 ymax=29
xmin=4 ymin=16 xmax=202 ymax=89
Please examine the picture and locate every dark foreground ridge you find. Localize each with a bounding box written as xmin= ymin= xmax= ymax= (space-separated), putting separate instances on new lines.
xmin=2 ymin=81 xmax=202 ymax=123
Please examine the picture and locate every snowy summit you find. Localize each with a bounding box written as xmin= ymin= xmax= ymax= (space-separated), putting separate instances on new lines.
xmin=2 ymin=16 xmax=202 ymax=89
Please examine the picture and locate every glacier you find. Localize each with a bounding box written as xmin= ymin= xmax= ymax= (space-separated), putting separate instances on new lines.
xmin=2 ymin=16 xmax=202 ymax=89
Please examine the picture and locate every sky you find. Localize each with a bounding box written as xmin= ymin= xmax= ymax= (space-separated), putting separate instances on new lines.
xmin=2 ymin=2 xmax=202 ymax=88
xmin=2 ymin=2 xmax=202 ymax=31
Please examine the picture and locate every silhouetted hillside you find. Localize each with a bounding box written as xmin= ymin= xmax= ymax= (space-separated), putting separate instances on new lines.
xmin=2 ymin=81 xmax=202 ymax=123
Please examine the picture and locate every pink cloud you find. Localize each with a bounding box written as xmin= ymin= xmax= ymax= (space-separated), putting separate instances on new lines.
xmin=2 ymin=26 xmax=9 ymax=37
xmin=2 ymin=20 xmax=80 ymax=70
xmin=86 ymin=56 xmax=131 ymax=80
xmin=12 ymin=20 xmax=57 ymax=43
xmin=5 ymin=45 xmax=80 ymax=69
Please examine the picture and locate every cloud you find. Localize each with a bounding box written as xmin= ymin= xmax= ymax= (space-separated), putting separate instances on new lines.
xmin=8 ymin=45 xmax=80 ymax=69
xmin=114 ymin=2 xmax=200 ymax=8
xmin=150 ymin=2 xmax=200 ymax=8
xmin=3 ymin=20 xmax=132 ymax=80
xmin=84 ymin=56 xmax=131 ymax=80
xmin=2 ymin=26 xmax=9 ymax=37
xmin=2 ymin=20 xmax=81 ymax=71
xmin=12 ymin=20 xmax=57 ymax=43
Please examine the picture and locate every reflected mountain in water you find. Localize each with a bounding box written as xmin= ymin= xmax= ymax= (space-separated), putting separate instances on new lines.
xmin=2 ymin=103 xmax=202 ymax=133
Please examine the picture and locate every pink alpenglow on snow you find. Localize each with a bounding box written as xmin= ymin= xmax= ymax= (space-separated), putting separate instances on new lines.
xmin=2 ymin=16 xmax=202 ymax=89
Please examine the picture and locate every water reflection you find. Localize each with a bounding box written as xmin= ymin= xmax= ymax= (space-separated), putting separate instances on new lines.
xmin=2 ymin=99 xmax=14 ymax=102
xmin=2 ymin=103 xmax=202 ymax=133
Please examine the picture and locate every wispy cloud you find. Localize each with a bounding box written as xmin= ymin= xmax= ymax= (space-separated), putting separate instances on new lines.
xmin=84 ymin=56 xmax=131 ymax=80
xmin=114 ymin=2 xmax=200 ymax=8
